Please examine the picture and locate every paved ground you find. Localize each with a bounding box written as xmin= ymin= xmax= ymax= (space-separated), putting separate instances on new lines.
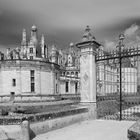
xmin=33 ymin=120 xmax=134 ymax=140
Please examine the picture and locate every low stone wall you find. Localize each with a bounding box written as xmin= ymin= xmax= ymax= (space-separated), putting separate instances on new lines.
xmin=30 ymin=111 xmax=91 ymax=137
xmin=0 ymin=104 xmax=96 ymax=140
xmin=0 ymin=107 xmax=88 ymax=125
xmin=0 ymin=94 xmax=80 ymax=103
xmin=128 ymin=121 xmax=140 ymax=140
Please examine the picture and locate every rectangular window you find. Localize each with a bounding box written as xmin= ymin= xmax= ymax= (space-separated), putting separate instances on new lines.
xmin=30 ymin=70 xmax=35 ymax=77
xmin=56 ymin=84 xmax=58 ymax=93
xmin=10 ymin=92 xmax=15 ymax=101
xmin=30 ymin=56 xmax=33 ymax=60
xmin=56 ymin=73 xmax=57 ymax=80
xmin=30 ymin=48 xmax=33 ymax=53
xmin=31 ymin=83 xmax=35 ymax=92
xmin=31 ymin=77 xmax=34 ymax=83
xmin=66 ymin=82 xmax=69 ymax=92
xmin=12 ymin=79 xmax=16 ymax=86
xmin=30 ymin=70 xmax=35 ymax=92
xmin=75 ymin=82 xmax=78 ymax=93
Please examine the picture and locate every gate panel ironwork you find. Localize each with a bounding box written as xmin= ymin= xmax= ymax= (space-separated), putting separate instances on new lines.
xmin=96 ymin=34 xmax=140 ymax=121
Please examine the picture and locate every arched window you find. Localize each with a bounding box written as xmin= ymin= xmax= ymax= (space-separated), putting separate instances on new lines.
xmin=71 ymin=72 xmax=74 ymax=77
xmin=75 ymin=72 xmax=78 ymax=77
xmin=67 ymin=72 xmax=69 ymax=76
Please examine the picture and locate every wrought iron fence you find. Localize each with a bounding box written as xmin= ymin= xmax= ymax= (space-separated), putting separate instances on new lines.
xmin=96 ymin=34 xmax=140 ymax=121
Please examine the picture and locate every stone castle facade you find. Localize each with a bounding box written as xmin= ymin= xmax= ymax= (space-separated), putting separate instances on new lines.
xmin=0 ymin=25 xmax=80 ymax=95
xmin=0 ymin=24 xmax=136 ymax=96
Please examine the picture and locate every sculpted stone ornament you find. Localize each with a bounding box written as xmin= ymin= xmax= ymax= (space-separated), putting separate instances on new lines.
xmin=83 ymin=72 xmax=89 ymax=83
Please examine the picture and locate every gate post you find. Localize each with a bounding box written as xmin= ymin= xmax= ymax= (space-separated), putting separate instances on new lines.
xmin=76 ymin=26 xmax=100 ymax=119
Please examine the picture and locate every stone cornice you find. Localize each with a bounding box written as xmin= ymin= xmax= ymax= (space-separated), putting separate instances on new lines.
xmin=0 ymin=59 xmax=60 ymax=71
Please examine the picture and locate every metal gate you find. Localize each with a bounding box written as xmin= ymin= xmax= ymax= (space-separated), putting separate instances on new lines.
xmin=96 ymin=34 xmax=140 ymax=121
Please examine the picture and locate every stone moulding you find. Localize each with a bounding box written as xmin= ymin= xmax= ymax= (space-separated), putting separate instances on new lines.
xmin=0 ymin=59 xmax=60 ymax=71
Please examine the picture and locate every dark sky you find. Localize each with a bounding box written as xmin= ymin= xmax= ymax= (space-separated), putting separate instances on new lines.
xmin=0 ymin=0 xmax=140 ymax=51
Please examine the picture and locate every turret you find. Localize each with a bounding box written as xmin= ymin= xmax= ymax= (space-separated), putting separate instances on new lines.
xmin=21 ymin=29 xmax=27 ymax=46
xmin=58 ymin=49 xmax=63 ymax=66
xmin=69 ymin=42 xmax=74 ymax=53
xmin=30 ymin=24 xmax=38 ymax=45
xmin=27 ymin=25 xmax=38 ymax=59
xmin=6 ymin=48 xmax=11 ymax=59
xmin=40 ymin=34 xmax=45 ymax=58
xmin=51 ymin=45 xmax=58 ymax=63
xmin=45 ymin=45 xmax=48 ymax=59
xmin=67 ymin=43 xmax=75 ymax=67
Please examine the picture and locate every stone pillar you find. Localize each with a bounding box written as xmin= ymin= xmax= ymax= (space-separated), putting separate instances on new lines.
xmin=76 ymin=26 xmax=100 ymax=118
xmin=21 ymin=120 xmax=30 ymax=140
xmin=137 ymin=61 xmax=140 ymax=93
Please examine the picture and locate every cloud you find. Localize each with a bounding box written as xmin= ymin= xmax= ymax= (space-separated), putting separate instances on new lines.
xmin=0 ymin=0 xmax=140 ymax=49
xmin=123 ymin=23 xmax=140 ymax=47
xmin=104 ymin=40 xmax=117 ymax=50
xmin=124 ymin=24 xmax=139 ymax=37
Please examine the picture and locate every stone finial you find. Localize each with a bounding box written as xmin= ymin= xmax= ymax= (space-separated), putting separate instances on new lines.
xmin=70 ymin=42 xmax=74 ymax=47
xmin=52 ymin=44 xmax=57 ymax=52
xmin=119 ymin=33 xmax=125 ymax=41
xmin=118 ymin=33 xmax=125 ymax=48
xmin=82 ymin=25 xmax=96 ymax=42
xmin=31 ymin=24 xmax=37 ymax=31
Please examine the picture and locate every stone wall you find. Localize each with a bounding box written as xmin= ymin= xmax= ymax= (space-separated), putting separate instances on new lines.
xmin=0 ymin=95 xmax=56 ymax=102
xmin=0 ymin=60 xmax=60 ymax=95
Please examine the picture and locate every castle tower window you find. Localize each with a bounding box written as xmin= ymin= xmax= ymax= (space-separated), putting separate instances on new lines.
xmin=30 ymin=48 xmax=33 ymax=53
xmin=75 ymin=82 xmax=78 ymax=93
xmin=56 ymin=84 xmax=58 ymax=93
xmin=56 ymin=73 xmax=57 ymax=80
xmin=30 ymin=70 xmax=35 ymax=92
xmin=71 ymin=72 xmax=74 ymax=77
xmin=31 ymin=83 xmax=35 ymax=92
xmin=66 ymin=82 xmax=69 ymax=92
xmin=67 ymin=72 xmax=69 ymax=76
xmin=10 ymin=92 xmax=15 ymax=101
xmin=31 ymin=77 xmax=34 ymax=83
xmin=75 ymin=72 xmax=78 ymax=77
xmin=31 ymin=70 xmax=34 ymax=77
xmin=30 ymin=56 xmax=33 ymax=60
xmin=12 ymin=79 xmax=16 ymax=86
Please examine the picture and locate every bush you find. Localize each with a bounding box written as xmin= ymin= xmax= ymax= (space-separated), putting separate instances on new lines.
xmin=0 ymin=109 xmax=8 ymax=116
